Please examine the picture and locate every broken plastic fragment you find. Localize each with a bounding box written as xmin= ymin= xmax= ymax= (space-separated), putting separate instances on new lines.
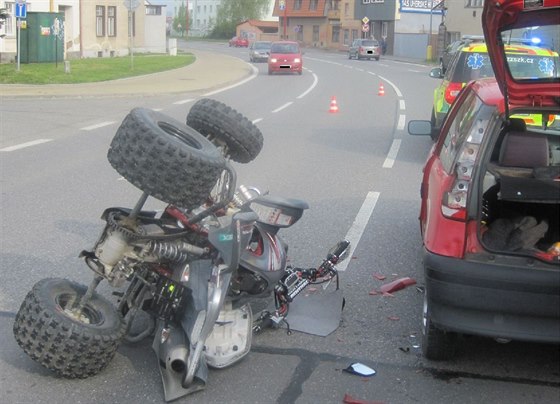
xmin=343 ymin=362 xmax=376 ymax=377
xmin=343 ymin=393 xmax=386 ymax=404
xmin=368 ymin=290 xmax=379 ymax=295
xmin=379 ymin=277 xmax=417 ymax=294
xmin=373 ymin=273 xmax=386 ymax=281
xmin=387 ymin=316 xmax=400 ymax=321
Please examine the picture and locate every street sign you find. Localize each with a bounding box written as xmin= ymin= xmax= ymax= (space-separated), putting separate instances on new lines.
xmin=362 ymin=23 xmax=369 ymax=33
xmin=279 ymin=0 xmax=285 ymax=11
xmin=362 ymin=16 xmax=369 ymax=24
xmin=123 ymin=0 xmax=140 ymax=11
xmin=15 ymin=2 xmax=26 ymax=18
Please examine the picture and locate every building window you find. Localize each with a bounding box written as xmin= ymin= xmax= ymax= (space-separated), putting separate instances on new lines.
xmin=309 ymin=0 xmax=318 ymax=10
xmin=352 ymin=29 xmax=359 ymax=41
xmin=344 ymin=2 xmax=349 ymax=16
xmin=332 ymin=25 xmax=340 ymax=43
xmin=294 ymin=0 xmax=302 ymax=10
xmin=107 ymin=6 xmax=116 ymax=37
xmin=1 ymin=2 xmax=14 ymax=35
xmin=96 ymin=5 xmax=105 ymax=37
xmin=313 ymin=25 xmax=319 ymax=42
xmin=146 ymin=6 xmax=162 ymax=15
xmin=382 ymin=21 xmax=388 ymax=38
xmin=465 ymin=0 xmax=484 ymax=7
xmin=343 ymin=29 xmax=349 ymax=45
xmin=296 ymin=25 xmax=303 ymax=41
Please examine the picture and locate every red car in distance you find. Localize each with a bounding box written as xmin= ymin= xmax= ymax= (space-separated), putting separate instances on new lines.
xmin=229 ymin=36 xmax=249 ymax=47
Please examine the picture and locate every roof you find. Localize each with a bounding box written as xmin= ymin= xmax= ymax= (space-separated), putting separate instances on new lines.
xmin=239 ymin=20 xmax=279 ymax=29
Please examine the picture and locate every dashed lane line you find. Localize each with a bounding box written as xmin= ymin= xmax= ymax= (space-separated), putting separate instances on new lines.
xmin=1 ymin=139 xmax=53 ymax=152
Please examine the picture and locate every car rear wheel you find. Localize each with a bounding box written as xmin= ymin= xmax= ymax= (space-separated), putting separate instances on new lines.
xmin=422 ymin=293 xmax=457 ymax=360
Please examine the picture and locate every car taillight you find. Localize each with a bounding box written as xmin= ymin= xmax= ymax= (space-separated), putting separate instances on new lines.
xmin=444 ymin=82 xmax=463 ymax=105
xmin=442 ymin=124 xmax=485 ymax=221
xmin=359 ymin=46 xmax=364 ymax=53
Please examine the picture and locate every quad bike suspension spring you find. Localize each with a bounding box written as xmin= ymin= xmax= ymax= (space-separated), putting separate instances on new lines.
xmin=145 ymin=240 xmax=208 ymax=263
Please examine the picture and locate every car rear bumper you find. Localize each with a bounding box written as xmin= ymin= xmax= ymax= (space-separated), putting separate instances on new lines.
xmin=424 ymin=250 xmax=560 ymax=343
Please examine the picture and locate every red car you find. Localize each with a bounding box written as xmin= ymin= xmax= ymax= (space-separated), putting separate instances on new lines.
xmin=267 ymin=41 xmax=303 ymax=75
xmin=408 ymin=0 xmax=560 ymax=360
xmin=229 ymin=36 xmax=248 ymax=48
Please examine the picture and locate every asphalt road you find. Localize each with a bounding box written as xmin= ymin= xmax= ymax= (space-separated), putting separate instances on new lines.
xmin=0 ymin=41 xmax=559 ymax=404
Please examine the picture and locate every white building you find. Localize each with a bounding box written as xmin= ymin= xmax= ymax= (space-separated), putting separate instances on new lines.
xmin=188 ymin=0 xmax=220 ymax=37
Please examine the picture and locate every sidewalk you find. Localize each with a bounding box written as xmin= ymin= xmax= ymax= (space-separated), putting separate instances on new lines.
xmin=0 ymin=49 xmax=252 ymax=98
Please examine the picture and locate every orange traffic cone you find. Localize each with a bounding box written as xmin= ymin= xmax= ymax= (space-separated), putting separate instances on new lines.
xmin=378 ymin=82 xmax=385 ymax=96
xmin=329 ymin=96 xmax=339 ymax=113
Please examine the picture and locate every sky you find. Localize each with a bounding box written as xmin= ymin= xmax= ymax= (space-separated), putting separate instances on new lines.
xmin=148 ymin=0 xmax=277 ymax=20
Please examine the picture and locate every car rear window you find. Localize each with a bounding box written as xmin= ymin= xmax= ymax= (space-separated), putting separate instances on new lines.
xmin=271 ymin=43 xmax=300 ymax=54
xmin=450 ymin=52 xmax=496 ymax=83
xmin=361 ymin=40 xmax=379 ymax=47
xmin=254 ymin=42 xmax=271 ymax=49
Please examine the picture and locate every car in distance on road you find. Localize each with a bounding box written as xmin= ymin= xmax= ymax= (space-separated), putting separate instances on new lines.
xmin=429 ymin=40 xmax=558 ymax=140
xmin=229 ymin=36 xmax=249 ymax=47
xmin=348 ymin=38 xmax=381 ymax=61
xmin=408 ymin=0 xmax=560 ymax=361
xmin=249 ymin=41 xmax=272 ymax=63
xmin=268 ymin=41 xmax=303 ymax=75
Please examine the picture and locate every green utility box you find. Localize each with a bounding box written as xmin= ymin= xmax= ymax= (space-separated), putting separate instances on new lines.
xmin=20 ymin=12 xmax=64 ymax=63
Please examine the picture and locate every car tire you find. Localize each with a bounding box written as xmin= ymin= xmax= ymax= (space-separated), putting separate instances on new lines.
xmin=430 ymin=108 xmax=440 ymax=142
xmin=13 ymin=278 xmax=126 ymax=379
xmin=421 ymin=292 xmax=457 ymax=361
xmin=375 ymin=56 xmax=380 ymax=61
xmin=187 ymin=98 xmax=264 ymax=163
xmin=107 ymin=108 xmax=225 ymax=209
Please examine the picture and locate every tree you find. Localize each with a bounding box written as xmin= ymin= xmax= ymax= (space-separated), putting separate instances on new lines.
xmin=173 ymin=2 xmax=191 ymax=37
xmin=210 ymin=0 xmax=271 ymax=39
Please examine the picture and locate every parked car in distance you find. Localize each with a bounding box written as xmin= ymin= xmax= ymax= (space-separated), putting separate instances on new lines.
xmin=408 ymin=0 xmax=560 ymax=361
xmin=268 ymin=41 xmax=303 ymax=75
xmin=229 ymin=36 xmax=249 ymax=47
xmin=348 ymin=38 xmax=381 ymax=61
xmin=429 ymin=40 xmax=558 ymax=141
xmin=439 ymin=37 xmax=482 ymax=73
xmin=249 ymin=41 xmax=272 ymax=63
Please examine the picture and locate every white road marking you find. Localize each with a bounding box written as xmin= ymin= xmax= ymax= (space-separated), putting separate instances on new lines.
xmin=0 ymin=139 xmax=53 ymax=152
xmin=204 ymin=64 xmax=259 ymax=96
xmin=272 ymin=102 xmax=293 ymax=113
xmin=152 ymin=108 xmax=164 ymax=111
xmin=397 ymin=114 xmax=406 ymax=130
xmin=377 ymin=75 xmax=403 ymax=97
xmin=297 ymin=72 xmax=318 ymax=99
xmin=378 ymin=64 xmax=389 ymax=67
xmin=367 ymin=71 xmax=377 ymax=76
xmin=399 ymin=99 xmax=406 ymax=110
xmin=408 ymin=69 xmax=421 ymax=73
xmin=252 ymin=118 xmax=263 ymax=124
xmin=80 ymin=121 xmax=115 ymax=131
xmin=337 ymin=191 xmax=380 ymax=272
xmin=383 ymin=139 xmax=402 ymax=168
xmin=173 ymin=98 xmax=195 ymax=105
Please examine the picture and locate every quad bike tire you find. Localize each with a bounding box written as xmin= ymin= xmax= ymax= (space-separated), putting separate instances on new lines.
xmin=186 ymin=98 xmax=264 ymax=164
xmin=13 ymin=278 xmax=126 ymax=378
xmin=108 ymin=108 xmax=225 ymax=209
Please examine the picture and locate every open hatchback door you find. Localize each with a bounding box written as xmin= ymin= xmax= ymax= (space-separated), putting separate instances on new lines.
xmin=482 ymin=0 xmax=560 ymax=109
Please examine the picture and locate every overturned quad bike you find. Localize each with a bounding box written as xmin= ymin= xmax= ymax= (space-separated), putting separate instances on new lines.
xmin=13 ymin=99 xmax=350 ymax=402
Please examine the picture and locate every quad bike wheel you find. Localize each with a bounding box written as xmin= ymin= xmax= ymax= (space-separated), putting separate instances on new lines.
xmin=108 ymin=108 xmax=226 ymax=209
xmin=186 ymin=98 xmax=264 ymax=163
xmin=13 ymin=278 xmax=125 ymax=378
